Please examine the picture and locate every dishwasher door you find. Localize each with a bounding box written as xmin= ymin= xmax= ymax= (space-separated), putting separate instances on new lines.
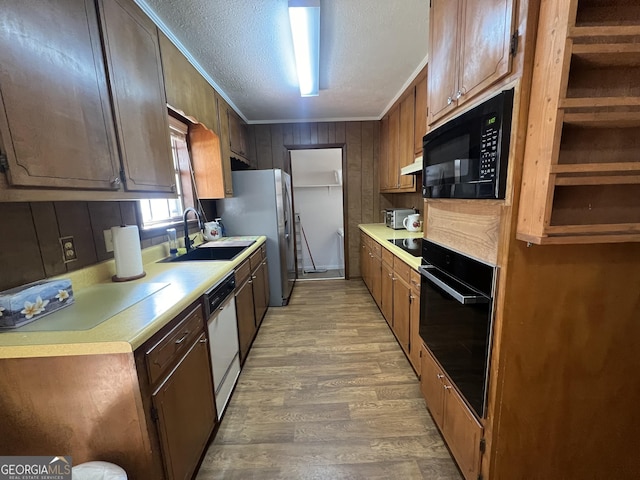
xmin=207 ymin=294 xmax=240 ymax=419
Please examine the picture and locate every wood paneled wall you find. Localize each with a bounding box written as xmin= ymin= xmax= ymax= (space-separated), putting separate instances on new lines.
xmin=251 ymin=121 xmax=380 ymax=277
xmin=0 ymin=201 xmax=169 ymax=291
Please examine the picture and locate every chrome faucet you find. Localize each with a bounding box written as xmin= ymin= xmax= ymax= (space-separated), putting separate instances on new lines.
xmin=182 ymin=207 xmax=202 ymax=252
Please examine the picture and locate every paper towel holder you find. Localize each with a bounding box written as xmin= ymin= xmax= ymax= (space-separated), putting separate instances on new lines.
xmin=111 ymin=224 xmax=147 ymax=282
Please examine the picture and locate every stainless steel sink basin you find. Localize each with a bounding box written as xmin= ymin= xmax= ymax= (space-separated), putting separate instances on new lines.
xmin=159 ymin=245 xmax=247 ymax=263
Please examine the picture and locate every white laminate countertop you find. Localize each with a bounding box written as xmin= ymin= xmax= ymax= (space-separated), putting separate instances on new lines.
xmin=0 ymin=236 xmax=266 ymax=359
xmin=358 ymin=223 xmax=423 ymax=270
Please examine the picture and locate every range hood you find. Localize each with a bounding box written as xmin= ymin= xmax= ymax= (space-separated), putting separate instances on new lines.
xmin=401 ymin=156 xmax=423 ymax=175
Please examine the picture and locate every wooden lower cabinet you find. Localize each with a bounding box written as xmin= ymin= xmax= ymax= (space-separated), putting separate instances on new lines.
xmin=392 ymin=274 xmax=411 ymax=354
xmin=235 ymin=261 xmax=256 ymax=364
xmin=152 ymin=332 xmax=216 ymax=480
xmin=138 ymin=301 xmax=217 ymax=480
xmin=420 ymin=344 xmax=483 ymax=480
xmin=236 ymin=247 xmax=269 ymax=365
xmin=250 ymin=246 xmax=269 ymax=325
xmin=408 ymin=270 xmax=421 ymax=375
xmin=380 ymin=260 xmax=394 ymax=325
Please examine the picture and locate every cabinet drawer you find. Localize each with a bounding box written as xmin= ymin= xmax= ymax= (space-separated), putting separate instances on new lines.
xmin=235 ymin=258 xmax=251 ymax=285
xmin=371 ymin=241 xmax=382 ymax=257
xmin=410 ymin=269 xmax=421 ymax=291
xmin=394 ymin=257 xmax=411 ymax=284
xmin=250 ymin=247 xmax=263 ymax=272
xmin=145 ymin=304 xmax=205 ymax=385
xmin=382 ymin=248 xmax=394 ymax=266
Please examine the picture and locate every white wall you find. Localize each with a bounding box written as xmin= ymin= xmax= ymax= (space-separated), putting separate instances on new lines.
xmin=291 ymin=149 xmax=344 ymax=271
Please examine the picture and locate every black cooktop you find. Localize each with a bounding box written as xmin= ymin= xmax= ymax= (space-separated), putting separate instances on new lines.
xmin=388 ymin=238 xmax=422 ymax=257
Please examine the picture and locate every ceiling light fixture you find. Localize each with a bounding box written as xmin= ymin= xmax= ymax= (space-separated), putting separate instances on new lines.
xmin=288 ymin=0 xmax=320 ymax=97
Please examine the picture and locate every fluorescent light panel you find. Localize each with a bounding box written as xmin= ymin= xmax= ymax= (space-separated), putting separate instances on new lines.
xmin=288 ymin=0 xmax=320 ymax=97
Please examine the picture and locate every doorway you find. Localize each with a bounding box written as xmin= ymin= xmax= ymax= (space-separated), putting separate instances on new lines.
xmin=290 ymin=148 xmax=345 ymax=280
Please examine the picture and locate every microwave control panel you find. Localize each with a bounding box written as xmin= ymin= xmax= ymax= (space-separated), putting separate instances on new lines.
xmin=479 ymin=114 xmax=499 ymax=180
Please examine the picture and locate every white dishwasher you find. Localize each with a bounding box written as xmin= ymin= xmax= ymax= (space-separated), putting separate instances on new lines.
xmin=203 ymin=272 xmax=240 ymax=420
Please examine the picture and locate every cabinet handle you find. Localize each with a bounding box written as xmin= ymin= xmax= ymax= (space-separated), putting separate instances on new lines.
xmin=248 ymin=280 xmax=253 ymax=284
xmin=443 ymin=384 xmax=452 ymax=390
xmin=437 ymin=374 xmax=444 ymax=379
xmin=252 ymin=275 xmax=257 ymax=279
xmin=447 ymin=96 xmax=453 ymax=105
xmin=110 ymin=176 xmax=121 ymax=188
xmin=175 ymin=331 xmax=190 ymax=344
xmin=199 ymin=338 xmax=208 ymax=344
xmin=456 ymin=90 xmax=462 ymax=99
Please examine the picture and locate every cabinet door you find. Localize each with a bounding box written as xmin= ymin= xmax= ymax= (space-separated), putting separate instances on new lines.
xmin=442 ymin=382 xmax=483 ymax=480
xmin=409 ymin=283 xmax=422 ymax=375
xmin=371 ymin=252 xmax=382 ymax=309
xmin=387 ymin=106 xmax=400 ymax=190
xmin=420 ymin=346 xmax=445 ymax=429
xmin=379 ymin=116 xmax=391 ymax=191
xmin=215 ymin=95 xmax=234 ymax=197
xmin=235 ymin=278 xmax=256 ymax=364
xmin=398 ymin=93 xmax=416 ymax=190
xmin=458 ymin=0 xmax=514 ymax=105
xmin=393 ymin=276 xmax=411 ymax=354
xmin=98 ymin=0 xmax=174 ymax=193
xmin=360 ymin=237 xmax=369 ymax=288
xmin=158 ymin=33 xmax=219 ymax=134
xmin=381 ymin=261 xmax=394 ymax=326
xmin=414 ymin=71 xmax=428 ymax=156
xmin=153 ymin=333 xmax=216 ymax=480
xmin=428 ymin=0 xmax=460 ymax=124
xmin=253 ymin=259 xmax=269 ymax=326
xmin=228 ymin=110 xmax=245 ymax=156
xmin=0 ymin=0 xmax=120 ymax=190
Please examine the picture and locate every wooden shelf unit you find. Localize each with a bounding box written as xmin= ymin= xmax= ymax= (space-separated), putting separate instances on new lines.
xmin=517 ymin=0 xmax=640 ymax=244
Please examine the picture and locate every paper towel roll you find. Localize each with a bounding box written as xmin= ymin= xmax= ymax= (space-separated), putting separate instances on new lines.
xmin=112 ymin=225 xmax=145 ymax=282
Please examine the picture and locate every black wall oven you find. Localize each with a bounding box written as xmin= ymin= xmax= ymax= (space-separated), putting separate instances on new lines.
xmin=419 ymin=240 xmax=496 ymax=418
xmin=422 ymin=88 xmax=514 ymax=199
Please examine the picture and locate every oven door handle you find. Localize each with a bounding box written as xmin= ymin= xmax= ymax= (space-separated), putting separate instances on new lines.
xmin=419 ymin=265 xmax=489 ymax=305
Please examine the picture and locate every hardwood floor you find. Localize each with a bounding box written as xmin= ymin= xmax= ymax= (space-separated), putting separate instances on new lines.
xmin=196 ymin=280 xmax=462 ymax=480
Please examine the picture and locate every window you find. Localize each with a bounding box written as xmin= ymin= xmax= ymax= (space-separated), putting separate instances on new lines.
xmin=139 ymin=118 xmax=194 ymax=229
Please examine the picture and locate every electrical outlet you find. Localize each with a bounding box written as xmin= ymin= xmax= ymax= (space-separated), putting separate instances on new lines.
xmin=60 ymin=236 xmax=77 ymax=263
xmin=103 ymin=229 xmax=114 ymax=253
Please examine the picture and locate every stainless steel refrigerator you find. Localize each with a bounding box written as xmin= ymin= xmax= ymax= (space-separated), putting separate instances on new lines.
xmin=216 ymin=169 xmax=295 ymax=306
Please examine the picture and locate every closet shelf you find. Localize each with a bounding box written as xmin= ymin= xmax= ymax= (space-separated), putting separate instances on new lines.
xmin=560 ymin=97 xmax=640 ymax=109
xmin=569 ymin=25 xmax=640 ymax=39
xmin=562 ymin=111 xmax=640 ymax=126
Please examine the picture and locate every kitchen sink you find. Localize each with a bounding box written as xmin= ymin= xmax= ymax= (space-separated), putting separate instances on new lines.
xmin=159 ymin=245 xmax=248 ymax=263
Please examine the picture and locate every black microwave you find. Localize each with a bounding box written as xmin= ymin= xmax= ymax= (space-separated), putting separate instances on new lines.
xmin=422 ymin=88 xmax=514 ymax=199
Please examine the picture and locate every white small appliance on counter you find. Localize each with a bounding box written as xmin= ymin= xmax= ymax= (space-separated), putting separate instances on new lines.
xmin=385 ymin=208 xmax=415 ymax=229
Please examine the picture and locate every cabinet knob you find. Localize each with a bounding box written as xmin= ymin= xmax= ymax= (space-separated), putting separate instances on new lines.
xmin=170 ymin=184 xmax=176 ymax=193
xmin=437 ymin=374 xmax=444 ymax=379
xmin=252 ymin=275 xmax=257 ymax=279
xmin=447 ymin=96 xmax=453 ymax=105
xmin=456 ymin=90 xmax=462 ymax=99
xmin=199 ymin=338 xmax=208 ymax=344
xmin=110 ymin=176 xmax=121 ymax=188
xmin=443 ymin=384 xmax=452 ymax=390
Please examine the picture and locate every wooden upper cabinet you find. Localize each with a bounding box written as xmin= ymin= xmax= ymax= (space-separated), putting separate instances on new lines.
xmin=414 ymin=69 xmax=428 ymax=156
xmin=428 ymin=0 xmax=460 ymax=124
xmin=226 ymin=108 xmax=254 ymax=167
xmin=158 ymin=33 xmax=219 ymax=134
xmin=98 ymin=0 xmax=174 ymax=193
xmin=428 ymin=0 xmax=515 ymax=125
xmin=398 ymin=92 xmax=416 ymax=190
xmin=215 ymin=94 xmax=234 ymax=197
xmin=379 ymin=115 xmax=391 ymax=190
xmin=387 ymin=106 xmax=401 ymax=190
xmin=190 ymin=123 xmax=226 ymax=199
xmin=0 ymin=0 xmax=121 ymax=190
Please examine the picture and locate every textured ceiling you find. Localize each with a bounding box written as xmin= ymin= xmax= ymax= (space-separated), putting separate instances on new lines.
xmin=140 ymin=0 xmax=429 ymax=123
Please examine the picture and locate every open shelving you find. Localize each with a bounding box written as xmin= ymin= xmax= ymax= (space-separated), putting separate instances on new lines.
xmin=517 ymin=0 xmax=640 ymax=244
